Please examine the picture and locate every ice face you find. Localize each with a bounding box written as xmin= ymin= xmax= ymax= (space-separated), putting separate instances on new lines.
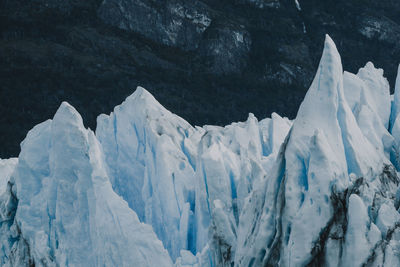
xmin=390 ymin=65 xmax=400 ymax=169
xmin=1 ymin=35 xmax=400 ymax=267
xmin=0 ymin=158 xmax=18 ymax=266
xmin=96 ymin=90 xmax=291 ymax=262
xmin=234 ymin=35 xmax=400 ymax=267
xmin=2 ymin=102 xmax=172 ymax=267
xmin=96 ymin=87 xmax=202 ymax=260
xmin=390 ymin=64 xmax=400 ymax=128
xmin=356 ymin=62 xmax=391 ymax=129
xmin=0 ymin=158 xmax=17 ymax=195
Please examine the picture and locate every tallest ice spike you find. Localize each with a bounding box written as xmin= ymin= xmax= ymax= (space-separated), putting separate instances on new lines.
xmin=281 ymin=34 xmax=350 ymax=266
xmin=286 ymin=34 xmax=347 ymax=175
xmin=234 ymin=34 xmax=351 ymax=267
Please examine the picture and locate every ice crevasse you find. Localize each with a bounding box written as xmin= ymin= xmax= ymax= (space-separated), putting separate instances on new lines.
xmin=1 ymin=35 xmax=400 ymax=266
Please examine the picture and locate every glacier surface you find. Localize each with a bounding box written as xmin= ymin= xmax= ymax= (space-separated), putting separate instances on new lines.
xmin=1 ymin=35 xmax=400 ymax=266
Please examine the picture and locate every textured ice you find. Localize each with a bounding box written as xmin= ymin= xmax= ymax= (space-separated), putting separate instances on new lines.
xmin=0 ymin=158 xmax=17 ymax=195
xmin=390 ymin=65 xmax=400 ymax=169
xmin=0 ymin=158 xmax=18 ymax=265
xmin=343 ymin=62 xmax=393 ymax=162
xmin=233 ymin=35 xmax=400 ymax=267
xmin=1 ymin=103 xmax=172 ymax=267
xmin=376 ymin=202 xmax=400 ymax=237
xmin=1 ymin=35 xmax=400 ymax=266
xmin=96 ymin=87 xmax=201 ymax=260
xmin=342 ymin=194 xmax=373 ymax=267
xmin=96 ymin=89 xmax=291 ymax=263
xmin=391 ymin=64 xmax=400 ymax=127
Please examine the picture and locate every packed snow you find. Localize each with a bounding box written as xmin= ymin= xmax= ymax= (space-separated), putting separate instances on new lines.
xmin=1 ymin=35 xmax=400 ymax=266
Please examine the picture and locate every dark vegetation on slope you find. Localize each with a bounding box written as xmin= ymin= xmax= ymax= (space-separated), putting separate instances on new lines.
xmin=0 ymin=0 xmax=399 ymax=157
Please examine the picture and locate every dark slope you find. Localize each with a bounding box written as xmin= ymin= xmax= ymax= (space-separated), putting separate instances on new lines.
xmin=0 ymin=0 xmax=399 ymax=157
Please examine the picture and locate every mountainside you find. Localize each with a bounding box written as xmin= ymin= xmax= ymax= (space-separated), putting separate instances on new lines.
xmin=1 ymin=0 xmax=400 ymax=157
xmin=1 ymin=35 xmax=400 ymax=266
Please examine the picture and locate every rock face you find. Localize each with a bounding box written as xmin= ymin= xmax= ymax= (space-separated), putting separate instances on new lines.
xmin=237 ymin=0 xmax=281 ymax=9
xmin=359 ymin=15 xmax=400 ymax=44
xmin=197 ymin=21 xmax=252 ymax=74
xmin=0 ymin=0 xmax=400 ymax=157
xmin=98 ymin=0 xmax=212 ymax=51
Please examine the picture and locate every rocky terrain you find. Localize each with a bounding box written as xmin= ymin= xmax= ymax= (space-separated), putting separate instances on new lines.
xmin=1 ymin=0 xmax=400 ymax=157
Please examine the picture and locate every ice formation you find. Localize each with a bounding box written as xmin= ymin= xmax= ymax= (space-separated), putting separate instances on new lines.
xmin=1 ymin=35 xmax=400 ymax=266
xmin=1 ymin=103 xmax=171 ymax=266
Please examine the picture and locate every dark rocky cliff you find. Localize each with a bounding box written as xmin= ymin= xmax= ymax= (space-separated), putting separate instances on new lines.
xmin=0 ymin=0 xmax=399 ymax=157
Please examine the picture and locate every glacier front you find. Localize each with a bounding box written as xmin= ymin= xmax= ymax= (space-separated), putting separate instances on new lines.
xmin=1 ymin=35 xmax=400 ymax=267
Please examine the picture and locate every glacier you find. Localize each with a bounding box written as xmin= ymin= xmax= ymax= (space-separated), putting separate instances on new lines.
xmin=1 ymin=35 xmax=400 ymax=266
